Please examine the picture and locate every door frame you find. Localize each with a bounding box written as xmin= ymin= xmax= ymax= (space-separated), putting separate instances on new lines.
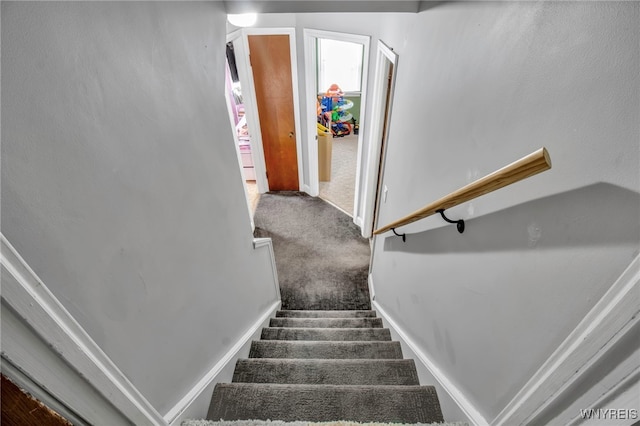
xmin=303 ymin=29 xmax=370 ymax=214
xmin=232 ymin=28 xmax=304 ymax=193
xmin=361 ymin=40 xmax=398 ymax=238
xmin=223 ymin=42 xmax=255 ymax=230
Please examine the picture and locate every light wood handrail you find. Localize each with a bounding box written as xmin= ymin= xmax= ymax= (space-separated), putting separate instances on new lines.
xmin=373 ymin=147 xmax=552 ymax=235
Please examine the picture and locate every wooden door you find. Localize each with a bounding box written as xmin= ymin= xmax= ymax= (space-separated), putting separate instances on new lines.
xmin=248 ymin=35 xmax=299 ymax=191
xmin=1 ymin=374 xmax=71 ymax=425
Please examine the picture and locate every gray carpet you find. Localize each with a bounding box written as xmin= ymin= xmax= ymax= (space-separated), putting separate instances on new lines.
xmin=208 ymin=384 xmax=443 ymax=423
xmin=319 ymin=134 xmax=359 ymax=215
xmin=207 ymin=310 xmax=444 ymax=423
xmin=253 ymin=192 xmax=370 ymax=310
xmin=231 ymin=359 xmax=418 ymax=385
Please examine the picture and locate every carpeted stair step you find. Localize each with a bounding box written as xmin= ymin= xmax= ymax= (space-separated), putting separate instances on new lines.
xmin=232 ymin=359 xmax=419 ymax=385
xmin=276 ymin=310 xmax=377 ymax=318
xmin=269 ymin=317 xmax=382 ymax=328
xmin=207 ymin=383 xmax=444 ymax=423
xmin=186 ymin=421 xmax=466 ymax=426
xmin=261 ymin=327 xmax=391 ymax=341
xmin=249 ymin=340 xmax=402 ymax=359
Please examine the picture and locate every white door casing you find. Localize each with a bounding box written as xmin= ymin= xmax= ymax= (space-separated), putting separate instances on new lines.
xmin=232 ymin=28 xmax=303 ymax=194
xmin=361 ymin=40 xmax=398 ymax=238
xmin=303 ymin=29 xmax=371 ymax=220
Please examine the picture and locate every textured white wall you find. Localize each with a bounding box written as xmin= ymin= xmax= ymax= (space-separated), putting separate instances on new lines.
xmin=370 ymin=1 xmax=639 ymax=422
xmin=1 ymin=1 xmax=278 ymax=416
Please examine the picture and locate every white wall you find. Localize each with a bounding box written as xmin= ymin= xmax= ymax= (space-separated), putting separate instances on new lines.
xmin=369 ymin=1 xmax=639 ymax=423
xmin=1 ymin=1 xmax=279 ymax=418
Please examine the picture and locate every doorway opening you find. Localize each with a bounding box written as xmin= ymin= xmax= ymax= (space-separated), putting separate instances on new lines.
xmin=224 ymin=39 xmax=260 ymax=223
xmin=224 ymin=28 xmax=303 ymax=228
xmin=303 ymin=30 xmax=370 ymax=223
xmin=316 ymin=38 xmax=364 ymax=216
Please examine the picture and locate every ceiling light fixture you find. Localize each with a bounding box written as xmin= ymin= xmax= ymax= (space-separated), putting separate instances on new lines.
xmin=227 ymin=13 xmax=257 ymax=27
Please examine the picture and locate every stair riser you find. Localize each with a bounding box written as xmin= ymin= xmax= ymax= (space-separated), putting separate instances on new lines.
xmin=261 ymin=327 xmax=391 ymax=341
xmin=232 ymin=359 xmax=419 ymax=385
xmin=249 ymin=341 xmax=403 ymax=359
xmin=208 ymin=383 xmax=444 ymax=423
xmin=276 ymin=310 xmax=377 ymax=318
xmin=269 ymin=318 xmax=383 ymax=328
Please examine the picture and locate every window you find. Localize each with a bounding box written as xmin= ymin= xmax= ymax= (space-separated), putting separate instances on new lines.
xmin=317 ymin=38 xmax=364 ymax=93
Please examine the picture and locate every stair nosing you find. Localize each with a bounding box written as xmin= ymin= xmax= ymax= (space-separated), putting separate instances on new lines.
xmin=262 ymin=326 xmax=390 ymax=331
xmin=215 ymin=382 xmax=432 ymax=390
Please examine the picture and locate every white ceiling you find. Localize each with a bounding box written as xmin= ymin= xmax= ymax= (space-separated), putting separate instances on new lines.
xmin=223 ymin=1 xmax=431 ymax=14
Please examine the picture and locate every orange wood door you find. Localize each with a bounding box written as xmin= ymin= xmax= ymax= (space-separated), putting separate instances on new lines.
xmin=248 ymin=34 xmax=299 ymax=191
xmin=1 ymin=374 xmax=71 ymax=425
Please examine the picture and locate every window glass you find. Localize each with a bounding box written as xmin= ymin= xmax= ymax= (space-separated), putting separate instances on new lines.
xmin=317 ymin=39 xmax=363 ymax=93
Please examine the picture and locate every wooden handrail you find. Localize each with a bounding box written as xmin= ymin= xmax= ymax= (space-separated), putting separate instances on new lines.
xmin=373 ymin=147 xmax=552 ymax=235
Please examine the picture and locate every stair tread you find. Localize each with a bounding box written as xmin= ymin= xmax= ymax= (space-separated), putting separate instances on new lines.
xmin=249 ymin=340 xmax=403 ymax=359
xmin=276 ymin=310 xmax=377 ymax=318
xmin=261 ymin=327 xmax=391 ymax=341
xmin=233 ymin=358 xmax=419 ymax=385
xmin=270 ymin=317 xmax=383 ymax=328
xmin=208 ymin=383 xmax=444 ymax=423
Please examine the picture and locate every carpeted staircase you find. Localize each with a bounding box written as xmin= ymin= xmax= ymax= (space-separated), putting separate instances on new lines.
xmin=206 ymin=309 xmax=444 ymax=423
xmin=201 ymin=193 xmax=447 ymax=424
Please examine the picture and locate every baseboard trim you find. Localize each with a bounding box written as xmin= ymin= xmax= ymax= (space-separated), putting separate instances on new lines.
xmin=163 ymin=299 xmax=281 ymax=425
xmin=302 ymin=184 xmax=313 ymax=197
xmin=493 ymin=254 xmax=640 ymax=426
xmin=253 ymin=238 xmax=281 ymax=301
xmin=371 ymin=299 xmax=488 ymax=426
xmin=368 ymin=274 xmax=376 ymax=302
xmin=317 ymin=196 xmax=353 ymax=218
xmin=0 ymin=234 xmax=167 ymax=425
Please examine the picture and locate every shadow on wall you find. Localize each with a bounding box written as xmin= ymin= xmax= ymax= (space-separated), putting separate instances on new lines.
xmin=382 ymin=183 xmax=640 ymax=254
xmin=417 ymin=1 xmax=448 ymax=12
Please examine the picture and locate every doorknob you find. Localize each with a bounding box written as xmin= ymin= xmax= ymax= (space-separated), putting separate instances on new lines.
xmin=288 ymin=132 xmax=294 ymax=138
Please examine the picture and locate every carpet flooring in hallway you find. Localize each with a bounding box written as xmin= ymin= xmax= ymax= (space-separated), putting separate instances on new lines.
xmin=253 ymin=192 xmax=370 ymax=310
xmin=319 ymin=134 xmax=358 ymax=216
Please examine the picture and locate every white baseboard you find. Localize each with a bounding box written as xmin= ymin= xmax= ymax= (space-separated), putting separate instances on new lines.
xmin=164 ymin=237 xmax=281 ymax=424
xmin=317 ymin=196 xmax=353 ymax=218
xmin=567 ymin=365 xmax=640 ymax=426
xmin=371 ymin=298 xmax=488 ymax=426
xmin=164 ymin=300 xmax=281 ymax=425
xmin=493 ymin=254 xmax=640 ymax=426
xmin=0 ymin=234 xmax=167 ymax=425
xmin=368 ymin=274 xmax=376 ymax=302
xmin=302 ymin=183 xmax=313 ymax=196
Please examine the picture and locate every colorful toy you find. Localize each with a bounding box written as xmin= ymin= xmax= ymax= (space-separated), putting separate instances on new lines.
xmin=318 ymin=84 xmax=355 ymax=137
xmin=317 ymin=122 xmax=330 ymax=134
